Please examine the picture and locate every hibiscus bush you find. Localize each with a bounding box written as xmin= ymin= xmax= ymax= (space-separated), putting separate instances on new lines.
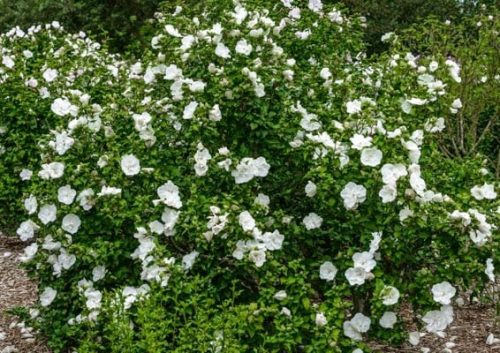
xmin=0 ymin=1 xmax=498 ymax=352
xmin=393 ymin=6 xmax=500 ymax=176
xmin=0 ymin=22 xmax=127 ymax=232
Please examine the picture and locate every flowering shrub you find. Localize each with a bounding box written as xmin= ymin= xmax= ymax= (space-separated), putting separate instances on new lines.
xmin=395 ymin=7 xmax=500 ymax=175
xmin=0 ymin=22 xmax=127 ymax=232
xmin=0 ymin=1 xmax=498 ymax=352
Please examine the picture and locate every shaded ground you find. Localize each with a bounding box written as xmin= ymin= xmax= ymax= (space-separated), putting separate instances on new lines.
xmin=0 ymin=234 xmax=51 ymax=353
xmin=369 ymin=303 xmax=499 ymax=353
xmin=0 ymin=232 xmax=498 ymax=353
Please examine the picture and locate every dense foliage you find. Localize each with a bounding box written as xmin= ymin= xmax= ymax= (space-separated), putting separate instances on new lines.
xmin=1 ymin=0 xmax=495 ymax=54
xmin=0 ymin=0 xmax=161 ymax=52
xmin=396 ymin=9 xmax=500 ymax=175
xmin=342 ymin=0 xmax=499 ymax=53
xmin=0 ymin=1 xmax=498 ymax=352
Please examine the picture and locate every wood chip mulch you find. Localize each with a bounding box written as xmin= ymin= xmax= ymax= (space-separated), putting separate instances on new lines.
xmin=369 ymin=301 xmax=500 ymax=353
xmin=0 ymin=232 xmax=498 ymax=353
xmin=0 ymin=234 xmax=51 ymax=353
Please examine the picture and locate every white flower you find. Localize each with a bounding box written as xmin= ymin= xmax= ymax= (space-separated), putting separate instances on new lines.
xmin=164 ymin=24 xmax=182 ymax=37
xmin=369 ymin=232 xmax=382 ymax=254
xmin=188 ymin=80 xmax=206 ymax=92
xmin=50 ymin=131 xmax=75 ymax=155
xmin=62 ymin=214 xmax=81 ymax=234
xmin=58 ymin=185 xmax=77 ymax=205
xmin=182 ymin=251 xmax=199 ymax=271
xmin=343 ymin=313 xmax=371 ymax=341
xmin=381 ymin=32 xmax=395 ymax=42
xmin=450 ymin=98 xmax=462 ymax=114
xmin=409 ymin=171 xmax=426 ymax=196
xmin=249 ymin=249 xmax=266 ymax=267
xmin=40 ymin=287 xmax=57 ymax=307
xmin=429 ymin=61 xmax=439 ymax=72
xmin=422 ymin=305 xmax=454 ymax=334
xmin=84 ymin=288 xmax=102 ymax=310
xmin=445 ymin=59 xmax=461 ymax=83
xmin=379 ymin=184 xmax=397 ymax=203
xmin=399 ymin=207 xmax=414 ymax=223
xmin=16 ymin=220 xmax=39 ymax=241
xmin=194 ymin=143 xmax=212 ymax=176
xmin=20 ymin=169 xmax=33 ymax=181
xmin=327 ymin=9 xmax=343 ymax=23
xmin=486 ymin=333 xmax=500 ymax=345
xmin=24 ymin=195 xmax=38 ymax=215
xmin=121 ymin=154 xmax=141 ymax=176
xmin=315 ymin=312 xmax=328 ymax=327
xmin=165 ymin=24 xmax=182 ymax=38
xmin=215 ymin=42 xmax=231 ymax=59
xmin=235 ymin=39 xmax=253 ymax=56
xmin=274 ymin=290 xmax=287 ymax=301
xmin=340 ymin=182 xmax=367 ymax=210
xmin=401 ymin=100 xmax=412 ymax=114
xmin=470 ymin=184 xmax=497 ymax=200
xmin=209 ymin=104 xmax=222 ymax=121
xmin=149 ymin=221 xmax=164 ymax=234
xmin=2 ymin=55 xmax=15 ymax=68
xmin=97 ymin=186 xmax=122 ymax=197
xmin=156 ymin=181 xmax=182 ymax=209
xmin=132 ymin=112 xmax=152 ymax=131
xmin=449 ymin=210 xmax=471 ymax=226
xmin=451 ymin=98 xmax=462 ymax=109
xmin=308 ymin=0 xmax=323 ymax=12
xmin=409 ymin=331 xmax=421 ymax=345
xmin=485 ymin=258 xmax=495 ymax=282
xmin=346 ymin=100 xmax=362 ymax=114
xmin=305 ymin=181 xmax=317 ymax=197
xmin=254 ymin=193 xmax=270 ymax=208
xmin=42 ymin=68 xmax=58 ymax=82
xmin=431 ymin=281 xmax=456 ymax=305
xmin=425 ymin=117 xmax=446 ymax=133
xmin=281 ymin=307 xmax=292 ymax=317
xmin=231 ymin=5 xmax=248 ymax=24
xmin=56 ymin=249 xmax=76 ymax=273
xmin=262 ymin=230 xmax=284 ymax=251
xmin=164 ymin=64 xmax=182 ymax=80
xmin=231 ymin=157 xmax=270 ymax=184
xmin=20 ymin=243 xmax=38 ymax=262
xmin=345 ymin=267 xmax=370 ymax=286
xmin=380 ymin=164 xmax=407 ymax=185
xmin=303 ymin=212 xmax=322 ymax=230
xmin=38 ymin=204 xmax=57 ymax=225
xmin=39 ymin=162 xmax=65 ymax=179
xmin=122 ymin=285 xmax=150 ymax=310
xmin=295 ymin=30 xmax=311 ymax=40
xmin=381 ymin=286 xmax=400 ymax=306
xmin=183 ymin=101 xmax=198 ymax=120
xmin=360 ymin=148 xmax=382 ymax=167
xmin=92 ymin=265 xmax=106 ymax=282
xmin=77 ymin=189 xmax=95 ymax=211
xmin=319 ymin=261 xmax=337 ymax=281
xmin=239 ymin=211 xmax=256 ymax=232
xmin=350 ymin=134 xmax=372 ymax=150
xmin=379 ymin=311 xmax=397 ymax=329
xmin=320 ymin=68 xmax=332 ymax=80
xmin=51 ymin=98 xmax=78 ymax=117
xmin=353 ymin=252 xmax=376 ymax=272
xmin=407 ymin=97 xmax=428 ymax=106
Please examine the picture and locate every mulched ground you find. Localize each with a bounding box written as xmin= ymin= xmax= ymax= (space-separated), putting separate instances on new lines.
xmin=0 ymin=234 xmax=51 ymax=353
xmin=0 ymin=232 xmax=498 ymax=353
xmin=369 ymin=302 xmax=500 ymax=353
